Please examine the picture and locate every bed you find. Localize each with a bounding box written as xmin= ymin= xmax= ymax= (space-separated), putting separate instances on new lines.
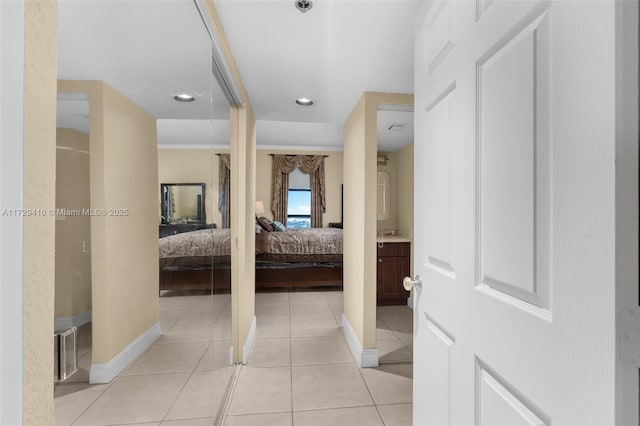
xmin=159 ymin=227 xmax=343 ymax=292
xmin=159 ymin=228 xmax=231 ymax=292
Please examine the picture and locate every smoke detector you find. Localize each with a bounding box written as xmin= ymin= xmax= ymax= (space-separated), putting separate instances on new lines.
xmin=295 ymin=0 xmax=313 ymax=13
xmin=387 ymin=123 xmax=406 ymax=131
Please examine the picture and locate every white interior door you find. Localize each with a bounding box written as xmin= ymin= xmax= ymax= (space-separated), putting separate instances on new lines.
xmin=412 ymin=1 xmax=638 ymax=425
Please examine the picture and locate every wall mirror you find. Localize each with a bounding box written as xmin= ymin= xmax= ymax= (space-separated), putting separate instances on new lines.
xmin=160 ymin=183 xmax=206 ymax=224
xmin=377 ymin=170 xmax=391 ymax=221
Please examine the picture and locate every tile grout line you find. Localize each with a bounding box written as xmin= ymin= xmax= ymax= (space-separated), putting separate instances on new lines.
xmin=355 ymin=362 xmax=388 ymax=426
xmin=159 ymin=317 xmax=212 ymax=423
xmin=377 ymin=315 xmax=414 ymax=360
xmin=67 ymin=318 xmax=149 ymax=426
xmin=379 ymin=311 xmax=414 ymax=354
xmin=161 ymin=293 xmax=228 ymax=423
xmin=64 ymin=295 xmax=210 ymax=426
xmin=66 ymin=362 xmax=120 ymax=425
xmin=289 ymin=290 xmax=295 ymax=423
xmin=215 ymin=363 xmax=243 ymax=426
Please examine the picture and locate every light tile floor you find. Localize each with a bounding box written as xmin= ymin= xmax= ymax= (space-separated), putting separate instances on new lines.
xmin=54 ymin=290 xmax=413 ymax=426
xmin=54 ymin=293 xmax=233 ymax=426
xmin=224 ymin=290 xmax=413 ymax=426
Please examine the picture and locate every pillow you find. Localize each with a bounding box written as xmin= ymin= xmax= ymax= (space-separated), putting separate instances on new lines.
xmin=255 ymin=224 xmax=262 ymax=233
xmin=256 ymin=216 xmax=274 ymax=232
xmin=272 ymin=221 xmax=286 ymax=232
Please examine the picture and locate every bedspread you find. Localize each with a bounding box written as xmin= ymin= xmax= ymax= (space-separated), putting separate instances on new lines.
xmin=159 ymin=228 xmax=231 ymax=259
xmin=255 ymin=228 xmax=343 ymax=255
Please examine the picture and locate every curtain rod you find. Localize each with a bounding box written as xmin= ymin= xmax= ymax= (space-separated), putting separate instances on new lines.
xmin=269 ymin=154 xmax=329 ymax=157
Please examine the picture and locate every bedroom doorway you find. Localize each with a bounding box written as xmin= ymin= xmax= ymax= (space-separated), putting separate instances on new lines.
xmin=53 ymin=1 xmax=236 ymax=424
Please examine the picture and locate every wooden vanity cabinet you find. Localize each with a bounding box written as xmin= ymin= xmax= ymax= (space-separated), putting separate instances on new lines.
xmin=376 ymin=241 xmax=410 ymax=305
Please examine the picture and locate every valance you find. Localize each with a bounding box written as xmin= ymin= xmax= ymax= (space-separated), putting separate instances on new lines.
xmin=271 ymin=155 xmax=326 ymax=228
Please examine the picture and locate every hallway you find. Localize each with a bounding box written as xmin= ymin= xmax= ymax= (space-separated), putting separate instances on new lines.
xmin=54 ymin=290 xmax=413 ymax=425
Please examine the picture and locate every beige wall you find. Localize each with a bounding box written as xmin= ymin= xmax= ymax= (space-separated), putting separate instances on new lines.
xmin=59 ymin=80 xmax=159 ymax=366
xmin=397 ymin=143 xmax=414 ymax=276
xmin=396 ymin=144 xmax=414 ymax=236
xmin=157 ymin=149 xmax=229 ymax=226
xmin=343 ymin=92 xmax=413 ymax=351
xmin=55 ymin=129 xmax=92 ymax=319
xmin=23 ymin=0 xmax=57 ymax=423
xmin=343 ymin=94 xmax=372 ymax=348
xmin=255 ymin=149 xmax=343 ymax=227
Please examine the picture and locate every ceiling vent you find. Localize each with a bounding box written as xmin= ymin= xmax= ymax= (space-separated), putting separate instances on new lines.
xmin=295 ymin=0 xmax=313 ymax=13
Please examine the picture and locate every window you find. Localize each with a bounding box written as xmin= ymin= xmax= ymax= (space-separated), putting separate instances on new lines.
xmin=287 ymin=167 xmax=311 ymax=229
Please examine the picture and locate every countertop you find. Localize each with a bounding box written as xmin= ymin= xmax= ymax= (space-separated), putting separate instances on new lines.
xmin=376 ymin=235 xmax=412 ymax=243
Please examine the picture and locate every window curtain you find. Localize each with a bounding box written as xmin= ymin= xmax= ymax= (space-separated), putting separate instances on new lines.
xmin=271 ymin=155 xmax=326 ymax=228
xmin=218 ymin=154 xmax=231 ymax=228
xmin=169 ymin=186 xmax=176 ymax=221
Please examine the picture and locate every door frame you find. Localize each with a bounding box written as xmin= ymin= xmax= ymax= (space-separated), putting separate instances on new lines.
xmin=0 ymin=0 xmax=25 ymax=423
xmin=615 ymin=0 xmax=639 ymax=423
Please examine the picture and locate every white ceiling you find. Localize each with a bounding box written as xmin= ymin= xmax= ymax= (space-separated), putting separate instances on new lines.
xmin=215 ymin=0 xmax=418 ymax=124
xmin=377 ymin=110 xmax=414 ymax=152
xmin=57 ymin=0 xmax=417 ymax=150
xmin=58 ymin=0 xmax=229 ymax=119
xmin=57 ymin=98 xmax=90 ymax=135
xmin=157 ymin=119 xmax=230 ymax=148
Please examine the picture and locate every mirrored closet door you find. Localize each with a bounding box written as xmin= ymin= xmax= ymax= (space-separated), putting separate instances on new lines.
xmin=54 ymin=2 xmax=233 ymax=424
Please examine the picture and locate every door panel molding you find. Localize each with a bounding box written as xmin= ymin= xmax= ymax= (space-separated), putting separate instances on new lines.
xmin=476 ymin=8 xmax=552 ymax=312
xmin=416 ymin=313 xmax=455 ymax=425
xmin=425 ymin=83 xmax=457 ymax=279
xmin=426 ymin=0 xmax=455 ymax=75
xmin=476 ymin=0 xmax=495 ymax=22
xmin=475 ymin=358 xmax=550 ymax=426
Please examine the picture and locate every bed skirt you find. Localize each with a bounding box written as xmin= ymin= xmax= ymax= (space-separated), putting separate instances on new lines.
xmin=159 ymin=262 xmax=342 ymax=293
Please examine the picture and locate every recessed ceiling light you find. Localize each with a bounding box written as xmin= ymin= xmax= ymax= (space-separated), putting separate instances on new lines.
xmin=174 ymin=94 xmax=196 ymax=103
xmin=296 ymin=97 xmax=314 ymax=106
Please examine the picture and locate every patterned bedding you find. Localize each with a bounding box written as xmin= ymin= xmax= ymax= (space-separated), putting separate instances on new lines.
xmin=159 ymin=228 xmax=231 ymax=259
xmin=255 ymin=228 xmax=343 ymax=263
xmin=255 ymin=228 xmax=343 ymax=255
xmin=159 ymin=227 xmax=343 ymax=267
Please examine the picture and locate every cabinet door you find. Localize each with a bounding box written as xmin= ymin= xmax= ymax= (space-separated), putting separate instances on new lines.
xmin=378 ymin=256 xmax=410 ymax=305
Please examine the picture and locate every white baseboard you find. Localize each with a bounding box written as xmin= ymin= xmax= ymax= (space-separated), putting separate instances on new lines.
xmin=341 ymin=313 xmax=378 ymax=368
xmin=241 ymin=315 xmax=256 ymax=365
xmin=55 ymin=310 xmax=92 ymax=331
xmin=407 ymin=296 xmax=414 ymax=310
xmin=89 ymin=321 xmax=161 ymax=384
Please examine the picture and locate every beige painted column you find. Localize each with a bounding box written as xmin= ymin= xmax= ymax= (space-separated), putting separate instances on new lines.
xmin=343 ymin=92 xmax=413 ymax=364
xmin=229 ymin=105 xmax=257 ymax=362
xmin=23 ymin=0 xmax=58 ymax=423
xmin=240 ymin=105 xmax=257 ymax=363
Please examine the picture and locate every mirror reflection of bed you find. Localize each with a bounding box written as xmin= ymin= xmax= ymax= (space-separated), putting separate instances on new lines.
xmin=159 ymin=153 xmax=344 ymax=294
xmin=158 ymin=150 xmax=232 ymax=294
